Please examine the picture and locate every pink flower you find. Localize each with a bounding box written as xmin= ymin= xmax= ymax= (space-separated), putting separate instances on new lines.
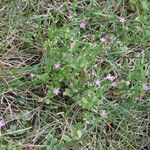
xmin=119 ymin=17 xmax=126 ymax=23
xmin=79 ymin=22 xmax=86 ymax=29
xmin=53 ymin=88 xmax=61 ymax=95
xmin=101 ymin=110 xmax=108 ymax=118
xmin=94 ymin=78 xmax=100 ymax=86
xmin=30 ymin=73 xmax=35 ymax=78
xmin=100 ymin=37 xmax=106 ymax=43
xmin=0 ymin=119 xmax=5 ymax=128
xmin=105 ymin=74 xmax=115 ymax=81
xmin=54 ymin=63 xmax=61 ymax=69
xmin=112 ymin=81 xmax=117 ymax=86
xmin=72 ymin=55 xmax=77 ymax=60
xmin=63 ymin=53 xmax=67 ymax=57
xmin=143 ymin=83 xmax=149 ymax=89
xmin=68 ymin=12 xmax=73 ymax=18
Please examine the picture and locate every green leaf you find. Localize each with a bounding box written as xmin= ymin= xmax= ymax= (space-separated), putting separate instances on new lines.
xmin=44 ymin=98 xmax=51 ymax=104
xmin=141 ymin=0 xmax=149 ymax=10
xmin=76 ymin=130 xmax=82 ymax=139
xmin=62 ymin=135 xmax=72 ymax=142
xmin=64 ymin=88 xmax=73 ymax=97
xmin=129 ymin=0 xmax=140 ymax=6
xmin=37 ymin=73 xmax=50 ymax=82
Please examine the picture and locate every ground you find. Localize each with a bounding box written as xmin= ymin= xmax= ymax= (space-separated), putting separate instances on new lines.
xmin=0 ymin=0 xmax=150 ymax=150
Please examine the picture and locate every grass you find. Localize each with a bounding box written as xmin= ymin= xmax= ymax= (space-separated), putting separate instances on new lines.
xmin=0 ymin=0 xmax=150 ymax=149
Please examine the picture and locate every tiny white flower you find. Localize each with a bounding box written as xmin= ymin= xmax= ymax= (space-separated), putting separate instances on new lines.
xmin=30 ymin=73 xmax=35 ymax=78
xmin=101 ymin=110 xmax=108 ymax=118
xmin=119 ymin=17 xmax=126 ymax=23
xmin=100 ymin=37 xmax=106 ymax=43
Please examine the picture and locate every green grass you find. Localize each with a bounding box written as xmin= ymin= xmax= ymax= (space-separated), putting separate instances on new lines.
xmin=0 ymin=0 xmax=150 ymax=149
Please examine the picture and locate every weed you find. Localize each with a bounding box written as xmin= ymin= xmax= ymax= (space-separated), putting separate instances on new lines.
xmin=0 ymin=0 xmax=150 ymax=149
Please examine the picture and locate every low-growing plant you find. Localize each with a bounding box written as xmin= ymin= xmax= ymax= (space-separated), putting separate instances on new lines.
xmin=0 ymin=0 xmax=149 ymax=149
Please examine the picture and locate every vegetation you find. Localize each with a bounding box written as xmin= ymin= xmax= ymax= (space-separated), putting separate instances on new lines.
xmin=0 ymin=0 xmax=149 ymax=149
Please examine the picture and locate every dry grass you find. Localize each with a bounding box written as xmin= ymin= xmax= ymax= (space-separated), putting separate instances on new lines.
xmin=0 ymin=0 xmax=150 ymax=149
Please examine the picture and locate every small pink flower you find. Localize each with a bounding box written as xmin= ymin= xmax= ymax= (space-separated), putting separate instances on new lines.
xmin=0 ymin=119 xmax=5 ymax=128
xmin=68 ymin=12 xmax=73 ymax=18
xmin=72 ymin=55 xmax=77 ymax=60
xmin=54 ymin=63 xmax=61 ymax=69
xmin=105 ymin=74 xmax=115 ymax=81
xmin=143 ymin=83 xmax=149 ymax=89
xmin=101 ymin=110 xmax=108 ymax=118
xmin=53 ymin=88 xmax=61 ymax=95
xmin=63 ymin=52 xmax=67 ymax=57
xmin=30 ymin=73 xmax=35 ymax=78
xmin=79 ymin=22 xmax=86 ymax=29
xmin=94 ymin=79 xmax=100 ymax=86
xmin=112 ymin=81 xmax=117 ymax=86
xmin=119 ymin=17 xmax=126 ymax=23
xmin=100 ymin=37 xmax=106 ymax=43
